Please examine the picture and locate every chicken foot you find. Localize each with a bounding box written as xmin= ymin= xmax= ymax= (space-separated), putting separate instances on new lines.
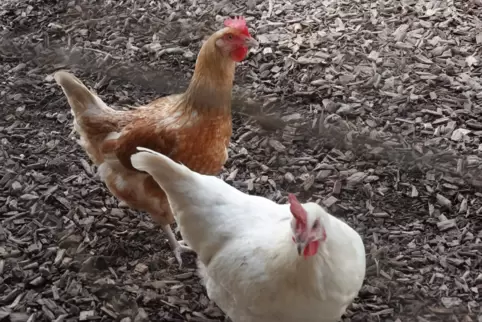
xmin=161 ymin=224 xmax=195 ymax=268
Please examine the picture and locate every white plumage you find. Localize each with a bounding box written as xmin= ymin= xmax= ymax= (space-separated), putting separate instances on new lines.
xmin=130 ymin=147 xmax=366 ymax=322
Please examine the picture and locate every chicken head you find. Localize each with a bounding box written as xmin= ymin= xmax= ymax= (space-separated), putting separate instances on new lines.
xmin=215 ymin=16 xmax=258 ymax=62
xmin=289 ymin=194 xmax=327 ymax=258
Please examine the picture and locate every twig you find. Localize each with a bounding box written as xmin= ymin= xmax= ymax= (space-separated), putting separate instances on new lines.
xmin=267 ymin=0 xmax=274 ymax=17
xmin=82 ymin=47 xmax=122 ymax=60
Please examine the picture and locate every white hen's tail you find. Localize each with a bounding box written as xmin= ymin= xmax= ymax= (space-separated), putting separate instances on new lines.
xmin=130 ymin=147 xmax=194 ymax=191
xmin=54 ymin=70 xmax=114 ymax=118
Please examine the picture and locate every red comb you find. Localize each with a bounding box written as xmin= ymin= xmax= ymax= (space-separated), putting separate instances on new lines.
xmin=224 ymin=16 xmax=250 ymax=37
xmin=288 ymin=194 xmax=307 ymax=225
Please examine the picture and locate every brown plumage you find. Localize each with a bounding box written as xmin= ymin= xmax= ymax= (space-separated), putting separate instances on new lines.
xmin=54 ymin=17 xmax=258 ymax=267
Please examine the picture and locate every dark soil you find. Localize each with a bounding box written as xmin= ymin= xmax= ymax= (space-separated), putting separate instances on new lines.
xmin=1 ymin=0 xmax=482 ymax=321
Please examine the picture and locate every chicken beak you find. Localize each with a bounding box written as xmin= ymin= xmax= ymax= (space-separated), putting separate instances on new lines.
xmin=296 ymin=243 xmax=304 ymax=256
xmin=244 ymin=37 xmax=259 ymax=48
xmin=296 ymin=240 xmax=307 ymax=256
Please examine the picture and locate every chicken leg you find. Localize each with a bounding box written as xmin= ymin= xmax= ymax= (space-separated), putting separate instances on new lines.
xmin=161 ymin=224 xmax=195 ymax=268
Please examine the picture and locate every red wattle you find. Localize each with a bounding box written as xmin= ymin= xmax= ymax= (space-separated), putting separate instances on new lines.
xmin=303 ymin=240 xmax=319 ymax=258
xmin=231 ymin=47 xmax=248 ymax=62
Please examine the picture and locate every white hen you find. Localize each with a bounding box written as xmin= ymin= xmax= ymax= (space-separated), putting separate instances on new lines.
xmin=130 ymin=147 xmax=366 ymax=322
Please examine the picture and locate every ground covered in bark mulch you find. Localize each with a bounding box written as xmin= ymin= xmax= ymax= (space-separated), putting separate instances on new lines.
xmin=1 ymin=0 xmax=482 ymax=321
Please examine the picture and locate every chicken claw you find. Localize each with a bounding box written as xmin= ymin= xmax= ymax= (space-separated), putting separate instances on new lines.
xmin=161 ymin=224 xmax=195 ymax=268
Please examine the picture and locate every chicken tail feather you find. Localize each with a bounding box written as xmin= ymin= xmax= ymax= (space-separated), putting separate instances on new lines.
xmin=54 ymin=70 xmax=112 ymax=118
xmin=130 ymin=147 xmax=193 ymax=190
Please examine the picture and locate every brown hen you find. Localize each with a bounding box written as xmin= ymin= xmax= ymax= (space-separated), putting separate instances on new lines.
xmin=54 ymin=16 xmax=258 ymax=267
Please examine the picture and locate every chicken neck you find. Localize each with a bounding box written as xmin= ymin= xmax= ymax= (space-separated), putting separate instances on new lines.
xmin=180 ymin=36 xmax=236 ymax=116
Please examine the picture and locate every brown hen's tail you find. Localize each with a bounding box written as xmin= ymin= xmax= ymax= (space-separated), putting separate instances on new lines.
xmin=54 ymin=71 xmax=114 ymax=118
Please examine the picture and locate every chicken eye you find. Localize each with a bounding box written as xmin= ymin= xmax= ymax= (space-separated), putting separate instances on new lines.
xmin=226 ymin=34 xmax=233 ymax=40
